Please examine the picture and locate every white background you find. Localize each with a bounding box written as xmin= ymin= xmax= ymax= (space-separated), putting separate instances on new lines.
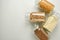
xmin=0 ymin=0 xmax=60 ymax=40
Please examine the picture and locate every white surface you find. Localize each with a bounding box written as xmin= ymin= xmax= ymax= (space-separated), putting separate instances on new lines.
xmin=0 ymin=0 xmax=60 ymax=40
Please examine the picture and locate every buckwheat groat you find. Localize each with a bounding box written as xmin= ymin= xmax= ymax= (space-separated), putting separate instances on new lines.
xmin=34 ymin=28 xmax=48 ymax=40
xmin=38 ymin=0 xmax=54 ymax=13
xmin=30 ymin=12 xmax=45 ymax=22
xmin=43 ymin=15 xmax=58 ymax=32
